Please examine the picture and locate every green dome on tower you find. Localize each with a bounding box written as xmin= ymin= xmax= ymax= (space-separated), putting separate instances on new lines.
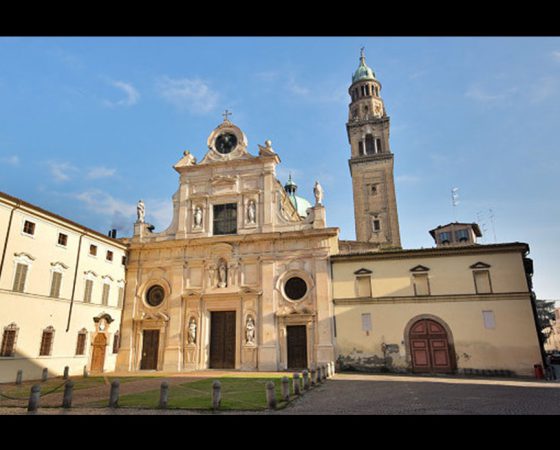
xmin=284 ymin=174 xmax=312 ymax=218
xmin=352 ymin=48 xmax=376 ymax=84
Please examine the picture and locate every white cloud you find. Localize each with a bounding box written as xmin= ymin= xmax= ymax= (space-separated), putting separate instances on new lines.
xmin=276 ymin=166 xmax=303 ymax=184
xmin=286 ymin=75 xmax=310 ymax=97
xmin=148 ymin=199 xmax=173 ymax=231
xmin=103 ymin=80 xmax=140 ymax=107
xmin=86 ymin=166 xmax=116 ymax=180
xmin=0 ymin=155 xmax=19 ymax=166
xmin=48 ymin=161 xmax=78 ymax=182
xmin=74 ymin=189 xmax=136 ymax=218
xmin=465 ymin=83 xmax=519 ymax=104
xmin=156 ymin=76 xmax=219 ymax=114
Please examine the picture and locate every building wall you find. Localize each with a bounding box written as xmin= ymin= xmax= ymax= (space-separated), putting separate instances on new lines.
xmin=332 ymin=246 xmax=542 ymax=377
xmin=0 ymin=193 xmax=126 ymax=383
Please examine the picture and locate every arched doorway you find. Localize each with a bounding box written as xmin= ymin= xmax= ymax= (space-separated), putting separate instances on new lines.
xmin=408 ymin=318 xmax=454 ymax=374
xmin=91 ymin=333 xmax=107 ymax=373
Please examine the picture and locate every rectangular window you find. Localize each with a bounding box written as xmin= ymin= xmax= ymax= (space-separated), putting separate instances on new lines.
xmin=474 ymin=270 xmax=492 ymax=294
xmin=83 ymin=279 xmax=93 ymax=303
xmin=101 ymin=284 xmax=110 ymax=306
xmin=356 ymin=276 xmax=372 ymax=297
xmin=1 ymin=329 xmax=16 ymax=357
xmin=112 ymin=333 xmax=120 ymax=354
xmin=361 ymin=313 xmax=372 ymax=333
xmin=413 ymin=273 xmax=430 ymax=296
xmin=23 ymin=220 xmax=35 ymax=236
xmin=75 ymin=333 xmax=87 ymax=355
xmin=121 ymin=255 xmax=127 ymax=266
xmin=58 ymin=233 xmax=68 ymax=246
xmin=89 ymin=244 xmax=97 ymax=256
xmin=12 ymin=263 xmax=28 ymax=293
xmin=39 ymin=331 xmax=54 ymax=356
xmin=117 ymin=287 xmax=124 ymax=308
xmin=439 ymin=231 xmax=452 ymax=244
xmin=49 ymin=272 xmax=62 ymax=298
xmin=482 ymin=310 xmax=496 ymax=329
xmin=455 ymin=229 xmax=470 ymax=242
xmin=373 ymin=219 xmax=381 ymax=231
xmin=106 ymin=250 xmax=113 ymax=262
xmin=213 ymin=203 xmax=237 ymax=235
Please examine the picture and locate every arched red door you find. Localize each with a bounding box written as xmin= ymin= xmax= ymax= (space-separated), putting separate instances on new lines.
xmin=409 ymin=319 xmax=453 ymax=373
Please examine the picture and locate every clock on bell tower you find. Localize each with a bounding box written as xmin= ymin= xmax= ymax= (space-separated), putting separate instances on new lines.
xmin=347 ymin=49 xmax=401 ymax=248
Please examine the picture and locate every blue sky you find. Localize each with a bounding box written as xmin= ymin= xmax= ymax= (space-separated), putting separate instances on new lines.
xmin=1 ymin=36 xmax=559 ymax=301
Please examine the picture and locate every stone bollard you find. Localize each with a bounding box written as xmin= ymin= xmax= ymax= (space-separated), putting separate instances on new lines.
xmin=41 ymin=368 xmax=48 ymax=382
xmin=15 ymin=369 xmax=23 ymax=385
xmin=108 ymin=380 xmax=120 ymax=408
xmin=27 ymin=384 xmax=41 ymax=413
xmin=63 ymin=366 xmax=70 ymax=380
xmin=265 ymin=381 xmax=277 ymax=409
xmin=62 ymin=381 xmax=74 ymax=409
xmin=212 ymin=380 xmax=221 ymax=410
xmin=83 ymin=365 xmax=89 ymax=378
xmin=293 ymin=373 xmax=301 ymax=396
xmin=302 ymin=370 xmax=310 ymax=390
xmin=159 ymin=381 xmax=169 ymax=409
xmin=310 ymin=369 xmax=317 ymax=386
xmin=281 ymin=376 xmax=290 ymax=402
xmin=317 ymin=366 xmax=323 ymax=383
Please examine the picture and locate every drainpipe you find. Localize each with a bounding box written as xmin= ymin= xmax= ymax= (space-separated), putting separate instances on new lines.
xmin=66 ymin=231 xmax=85 ymax=332
xmin=0 ymin=201 xmax=21 ymax=280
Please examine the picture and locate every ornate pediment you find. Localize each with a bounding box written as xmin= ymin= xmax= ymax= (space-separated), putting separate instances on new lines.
xmin=470 ymin=261 xmax=491 ymax=269
xmin=354 ymin=268 xmax=373 ymax=275
xmin=410 ymin=265 xmax=430 ymax=272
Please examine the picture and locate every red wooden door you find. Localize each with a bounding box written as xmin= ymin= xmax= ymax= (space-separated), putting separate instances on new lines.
xmin=91 ymin=333 xmax=107 ymax=373
xmin=409 ymin=319 xmax=452 ymax=373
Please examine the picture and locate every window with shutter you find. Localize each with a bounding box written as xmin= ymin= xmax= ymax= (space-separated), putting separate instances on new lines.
xmin=474 ymin=270 xmax=492 ymax=294
xmin=413 ymin=273 xmax=430 ymax=296
xmin=50 ymin=272 xmax=62 ymax=298
xmin=13 ymin=263 xmax=28 ymax=292
xmin=1 ymin=325 xmax=18 ymax=357
xmin=112 ymin=331 xmax=120 ymax=354
xmin=39 ymin=328 xmax=54 ymax=356
xmin=102 ymin=283 xmax=110 ymax=306
xmin=83 ymin=279 xmax=93 ymax=303
xmin=75 ymin=331 xmax=87 ymax=355
xmin=117 ymin=287 xmax=124 ymax=308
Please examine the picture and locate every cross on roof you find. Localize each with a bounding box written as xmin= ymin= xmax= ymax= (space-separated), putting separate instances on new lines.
xmin=222 ymin=109 xmax=232 ymax=121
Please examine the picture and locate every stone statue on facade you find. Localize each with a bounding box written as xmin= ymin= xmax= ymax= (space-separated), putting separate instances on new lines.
xmin=137 ymin=200 xmax=145 ymax=223
xmin=194 ymin=205 xmax=203 ymax=228
xmin=247 ymin=200 xmax=256 ymax=224
xmin=313 ymin=181 xmax=323 ymax=206
xmin=218 ymin=259 xmax=228 ymax=288
xmin=245 ymin=316 xmax=255 ymax=344
xmin=187 ymin=318 xmax=197 ymax=344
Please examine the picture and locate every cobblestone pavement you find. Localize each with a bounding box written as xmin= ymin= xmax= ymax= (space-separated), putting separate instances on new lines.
xmin=270 ymin=373 xmax=560 ymax=415
xmin=1 ymin=372 xmax=559 ymax=415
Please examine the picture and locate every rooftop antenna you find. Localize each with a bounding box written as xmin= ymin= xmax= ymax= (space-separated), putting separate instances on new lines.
xmin=488 ymin=208 xmax=497 ymax=243
xmin=451 ymin=187 xmax=459 ymax=221
xmin=476 ymin=210 xmax=488 ymax=243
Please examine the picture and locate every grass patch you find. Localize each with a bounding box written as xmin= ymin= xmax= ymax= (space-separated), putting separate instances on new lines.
xmin=113 ymin=377 xmax=291 ymax=411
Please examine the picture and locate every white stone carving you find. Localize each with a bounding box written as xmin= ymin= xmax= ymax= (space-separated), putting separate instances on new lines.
xmin=137 ymin=200 xmax=145 ymax=223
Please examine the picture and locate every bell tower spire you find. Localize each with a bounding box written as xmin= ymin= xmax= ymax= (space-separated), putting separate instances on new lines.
xmin=347 ymin=49 xmax=401 ymax=248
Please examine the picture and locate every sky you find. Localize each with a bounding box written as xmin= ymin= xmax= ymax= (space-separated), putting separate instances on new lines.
xmin=0 ymin=36 xmax=559 ymax=301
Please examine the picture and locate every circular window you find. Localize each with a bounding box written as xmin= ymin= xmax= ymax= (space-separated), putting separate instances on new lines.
xmin=146 ymin=285 xmax=165 ymax=307
xmin=284 ymin=277 xmax=308 ymax=301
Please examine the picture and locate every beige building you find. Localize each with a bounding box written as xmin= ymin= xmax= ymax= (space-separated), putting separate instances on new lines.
xmin=545 ymin=307 xmax=560 ymax=352
xmin=116 ymin=119 xmax=339 ymax=373
xmin=0 ymin=192 xmax=127 ymax=383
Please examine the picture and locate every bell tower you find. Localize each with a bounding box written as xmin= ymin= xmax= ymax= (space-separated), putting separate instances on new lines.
xmin=347 ymin=49 xmax=401 ymax=248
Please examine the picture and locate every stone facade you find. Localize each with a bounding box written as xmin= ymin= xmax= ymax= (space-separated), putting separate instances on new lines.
xmin=116 ymin=120 xmax=339 ymax=373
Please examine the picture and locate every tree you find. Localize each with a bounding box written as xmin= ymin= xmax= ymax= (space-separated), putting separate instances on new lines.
xmin=536 ymin=299 xmax=557 ymax=344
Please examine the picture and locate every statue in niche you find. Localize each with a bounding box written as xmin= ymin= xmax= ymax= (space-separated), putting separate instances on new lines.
xmin=137 ymin=200 xmax=145 ymax=223
xmin=313 ymin=180 xmax=323 ymax=206
xmin=187 ymin=318 xmax=197 ymax=344
xmin=218 ymin=259 xmax=228 ymax=288
xmin=194 ymin=206 xmax=203 ymax=228
xmin=247 ymin=200 xmax=256 ymax=224
xmin=245 ymin=316 xmax=255 ymax=345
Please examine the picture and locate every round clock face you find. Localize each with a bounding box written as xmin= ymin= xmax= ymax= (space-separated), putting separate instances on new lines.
xmin=215 ymin=132 xmax=238 ymax=154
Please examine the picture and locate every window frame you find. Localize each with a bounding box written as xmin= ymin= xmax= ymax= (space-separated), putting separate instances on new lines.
xmin=39 ymin=326 xmax=55 ymax=357
xmin=22 ymin=219 xmax=36 ymax=237
xmin=212 ymin=203 xmax=238 ymax=236
xmin=75 ymin=329 xmax=87 ymax=355
xmin=0 ymin=323 xmax=19 ymax=357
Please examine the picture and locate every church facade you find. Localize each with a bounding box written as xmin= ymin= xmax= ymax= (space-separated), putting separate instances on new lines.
xmin=115 ymin=51 xmax=543 ymax=377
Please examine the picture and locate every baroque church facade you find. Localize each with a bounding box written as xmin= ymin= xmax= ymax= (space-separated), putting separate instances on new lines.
xmin=115 ymin=51 xmax=543 ymax=376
